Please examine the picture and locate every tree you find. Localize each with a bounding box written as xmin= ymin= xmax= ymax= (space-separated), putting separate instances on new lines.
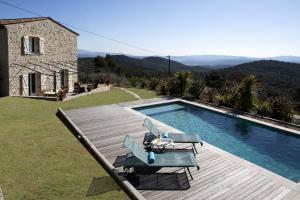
xmin=204 ymin=72 xmax=225 ymax=90
xmin=105 ymin=54 xmax=116 ymax=71
xmin=189 ymin=79 xmax=205 ymax=99
xmin=236 ymin=75 xmax=258 ymax=111
xmin=94 ymin=56 xmax=107 ymax=72
xmin=175 ymin=71 xmax=193 ymax=96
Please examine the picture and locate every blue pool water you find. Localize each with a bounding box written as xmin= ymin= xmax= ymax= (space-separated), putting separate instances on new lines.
xmin=135 ymin=101 xmax=300 ymax=182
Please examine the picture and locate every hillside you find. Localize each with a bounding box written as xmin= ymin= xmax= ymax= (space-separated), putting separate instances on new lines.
xmin=112 ymin=55 xmax=210 ymax=73
xmin=79 ymin=55 xmax=210 ymax=76
xmin=217 ymin=60 xmax=300 ymax=93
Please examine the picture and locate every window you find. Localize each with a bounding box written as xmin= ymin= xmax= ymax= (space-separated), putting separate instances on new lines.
xmin=23 ymin=36 xmax=44 ymax=55
xmin=29 ymin=37 xmax=39 ymax=53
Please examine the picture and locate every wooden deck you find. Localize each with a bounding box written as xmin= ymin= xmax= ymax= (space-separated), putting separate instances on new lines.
xmin=59 ymin=98 xmax=300 ymax=200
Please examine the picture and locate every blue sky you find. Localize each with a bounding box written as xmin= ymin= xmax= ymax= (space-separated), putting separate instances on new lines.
xmin=0 ymin=0 xmax=300 ymax=57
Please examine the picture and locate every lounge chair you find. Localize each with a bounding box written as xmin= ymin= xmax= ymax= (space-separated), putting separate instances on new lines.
xmin=123 ymin=135 xmax=199 ymax=179
xmin=142 ymin=118 xmax=203 ymax=154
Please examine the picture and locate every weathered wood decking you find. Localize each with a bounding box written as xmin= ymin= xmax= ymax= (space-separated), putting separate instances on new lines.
xmin=59 ymin=98 xmax=300 ymax=200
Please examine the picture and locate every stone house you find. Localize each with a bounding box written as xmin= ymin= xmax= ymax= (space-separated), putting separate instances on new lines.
xmin=0 ymin=17 xmax=79 ymax=97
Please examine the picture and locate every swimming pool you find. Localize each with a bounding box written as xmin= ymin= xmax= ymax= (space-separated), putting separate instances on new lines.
xmin=134 ymin=101 xmax=300 ymax=183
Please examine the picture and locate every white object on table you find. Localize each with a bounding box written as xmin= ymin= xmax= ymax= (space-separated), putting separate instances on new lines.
xmin=151 ymin=138 xmax=175 ymax=150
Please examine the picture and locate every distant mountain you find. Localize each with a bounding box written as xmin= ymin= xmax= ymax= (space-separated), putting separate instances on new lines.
xmin=172 ymin=55 xmax=300 ymax=68
xmin=77 ymin=49 xmax=144 ymax=59
xmin=78 ymin=49 xmax=107 ymax=57
xmin=111 ymin=55 xmax=210 ymax=73
xmin=172 ymin=55 xmax=256 ymax=68
xmin=78 ymin=49 xmax=300 ymax=69
xmin=217 ymin=60 xmax=300 ymax=96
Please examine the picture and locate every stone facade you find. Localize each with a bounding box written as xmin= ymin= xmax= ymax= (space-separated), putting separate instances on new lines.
xmin=0 ymin=17 xmax=78 ymax=96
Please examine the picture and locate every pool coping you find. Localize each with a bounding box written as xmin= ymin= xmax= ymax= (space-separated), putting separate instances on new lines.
xmin=124 ymin=98 xmax=300 ymax=187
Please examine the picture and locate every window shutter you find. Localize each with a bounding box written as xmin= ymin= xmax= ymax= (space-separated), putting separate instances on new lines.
xmin=23 ymin=36 xmax=29 ymax=54
xmin=34 ymin=38 xmax=39 ymax=53
xmin=39 ymin=37 xmax=44 ymax=54
xmin=36 ymin=72 xmax=41 ymax=95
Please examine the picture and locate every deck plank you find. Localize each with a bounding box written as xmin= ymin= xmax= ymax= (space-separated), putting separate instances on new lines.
xmin=61 ymin=100 xmax=299 ymax=200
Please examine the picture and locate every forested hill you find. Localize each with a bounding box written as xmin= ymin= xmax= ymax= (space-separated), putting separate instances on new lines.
xmin=111 ymin=55 xmax=210 ymax=74
xmin=219 ymin=60 xmax=300 ymax=89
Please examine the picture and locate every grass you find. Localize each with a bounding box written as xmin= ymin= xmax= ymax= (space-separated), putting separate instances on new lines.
xmin=126 ymin=87 xmax=158 ymax=99
xmin=0 ymin=88 xmax=136 ymax=200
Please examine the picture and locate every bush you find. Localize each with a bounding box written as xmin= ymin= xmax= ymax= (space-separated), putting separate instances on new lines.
xmin=156 ymin=80 xmax=168 ymax=95
xmin=216 ymin=89 xmax=238 ymax=107
xmin=104 ymin=74 xmax=112 ymax=85
xmin=167 ymin=77 xmax=181 ymax=96
xmin=129 ymin=77 xmax=138 ymax=87
xmin=188 ymin=79 xmax=205 ymax=99
xmin=138 ymin=78 xmax=147 ymax=89
xmin=206 ymin=87 xmax=219 ymax=103
xmin=175 ymin=71 xmax=192 ymax=96
xmin=148 ymin=77 xmax=159 ymax=90
xmin=204 ymin=72 xmax=225 ymax=90
xmin=255 ymin=100 xmax=270 ymax=116
xmin=236 ymin=75 xmax=258 ymax=111
xmin=113 ymin=76 xmax=129 ymax=87
xmin=269 ymin=96 xmax=294 ymax=122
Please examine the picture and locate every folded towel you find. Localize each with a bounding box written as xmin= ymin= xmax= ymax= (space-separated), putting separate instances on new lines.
xmin=148 ymin=151 xmax=155 ymax=164
xmin=162 ymin=131 xmax=169 ymax=138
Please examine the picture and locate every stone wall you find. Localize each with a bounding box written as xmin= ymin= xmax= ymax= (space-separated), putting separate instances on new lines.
xmin=5 ymin=19 xmax=78 ymax=96
xmin=0 ymin=28 xmax=9 ymax=96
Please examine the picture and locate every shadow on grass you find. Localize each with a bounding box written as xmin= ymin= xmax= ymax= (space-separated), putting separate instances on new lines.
xmin=86 ymin=176 xmax=121 ymax=197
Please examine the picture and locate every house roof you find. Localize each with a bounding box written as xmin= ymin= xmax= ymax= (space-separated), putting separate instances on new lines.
xmin=0 ymin=17 xmax=79 ymax=35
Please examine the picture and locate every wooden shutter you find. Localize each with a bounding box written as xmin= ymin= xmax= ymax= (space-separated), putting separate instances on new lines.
xmin=23 ymin=36 xmax=29 ymax=54
xmin=64 ymin=69 xmax=69 ymax=89
xmin=19 ymin=75 xmax=23 ymax=95
xmin=34 ymin=38 xmax=40 ymax=53
xmin=36 ymin=72 xmax=41 ymax=95
xmin=39 ymin=37 xmax=44 ymax=54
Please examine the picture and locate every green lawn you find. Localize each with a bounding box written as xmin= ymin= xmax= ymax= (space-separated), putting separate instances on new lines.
xmin=0 ymin=88 xmax=137 ymax=200
xmin=126 ymin=87 xmax=158 ymax=99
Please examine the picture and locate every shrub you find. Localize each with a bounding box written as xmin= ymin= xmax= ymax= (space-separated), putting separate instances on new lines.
xmin=236 ymin=75 xmax=258 ymax=111
xmin=156 ymin=80 xmax=168 ymax=95
xmin=129 ymin=77 xmax=138 ymax=87
xmin=148 ymin=77 xmax=160 ymax=90
xmin=167 ymin=77 xmax=181 ymax=96
xmin=188 ymin=79 xmax=205 ymax=99
xmin=139 ymin=78 xmax=147 ymax=89
xmin=216 ymin=75 xmax=258 ymax=110
xmin=175 ymin=71 xmax=192 ymax=96
xmin=206 ymin=87 xmax=219 ymax=103
xmin=269 ymin=96 xmax=294 ymax=122
xmin=104 ymin=74 xmax=112 ymax=85
xmin=216 ymin=88 xmax=238 ymax=107
xmin=113 ymin=76 xmax=129 ymax=87
xmin=204 ymin=72 xmax=225 ymax=90
xmin=255 ymin=100 xmax=270 ymax=116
